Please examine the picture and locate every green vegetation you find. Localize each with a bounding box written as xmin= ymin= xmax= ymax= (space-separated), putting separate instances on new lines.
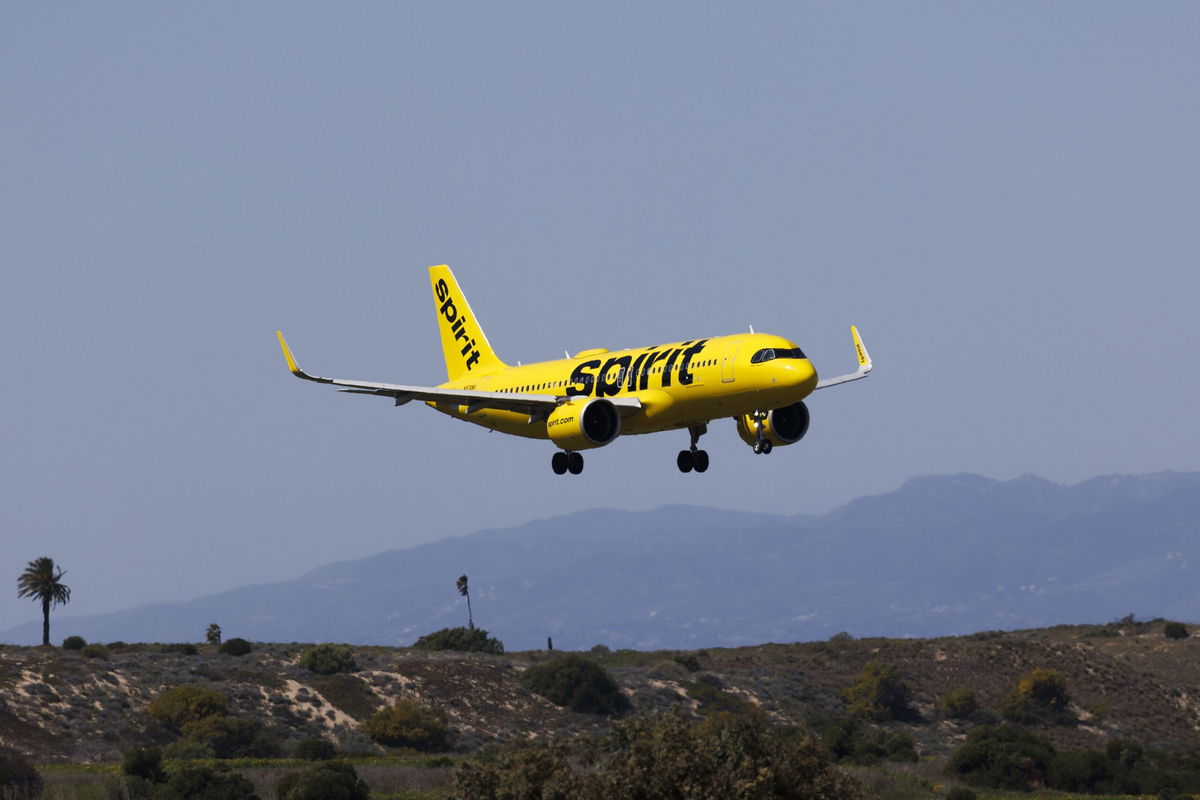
xmin=519 ymin=654 xmax=628 ymax=715
xmin=148 ymin=685 xmax=229 ymax=732
xmin=823 ymin=717 xmax=918 ymax=765
xmin=293 ymin=738 xmax=337 ymax=761
xmin=220 ymin=637 xmax=254 ymax=657
xmin=364 ymin=699 xmax=454 ymax=751
xmin=454 ymin=709 xmax=861 ymax=799
xmin=947 ymin=725 xmax=1200 ymax=795
xmin=276 ymin=761 xmax=370 ymax=800
xmin=207 ymin=623 xmax=222 ymax=644
xmin=1000 ymin=668 xmax=1075 ymax=725
xmin=16 ymin=555 xmax=71 ymax=646
xmin=679 ymin=676 xmax=757 ymax=716
xmin=0 ymin=748 xmax=43 ymax=800
xmin=122 ymin=747 xmax=166 ymax=783
xmin=62 ymin=634 xmax=86 ymax=650
xmin=162 ymin=763 xmax=260 ymax=799
xmin=1165 ymin=620 xmax=1189 ymax=639
xmin=842 ymin=660 xmax=914 ymax=721
xmin=299 ymin=643 xmax=358 ymax=675
xmin=180 ymin=715 xmax=280 ymax=758
xmin=81 ymin=642 xmax=110 ymax=660
xmin=946 ymin=725 xmax=1057 ymax=791
xmin=938 ymin=686 xmax=978 ymax=719
xmin=412 ymin=626 xmax=504 ymax=654
xmin=945 ymin=789 xmax=976 ymax=800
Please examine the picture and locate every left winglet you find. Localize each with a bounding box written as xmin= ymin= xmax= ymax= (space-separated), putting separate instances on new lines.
xmin=814 ymin=325 xmax=873 ymax=390
xmin=276 ymin=332 xmax=332 ymax=384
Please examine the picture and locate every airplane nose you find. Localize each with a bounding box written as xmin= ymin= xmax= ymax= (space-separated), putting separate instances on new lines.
xmin=786 ymin=359 xmax=818 ymax=393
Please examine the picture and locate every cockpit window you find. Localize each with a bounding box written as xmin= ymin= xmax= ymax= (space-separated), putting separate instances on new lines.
xmin=750 ymin=347 xmax=806 ymax=363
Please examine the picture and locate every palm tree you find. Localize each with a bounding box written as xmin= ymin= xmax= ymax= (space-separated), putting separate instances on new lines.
xmin=456 ymin=574 xmax=474 ymax=630
xmin=206 ymin=623 xmax=222 ymax=645
xmin=17 ymin=557 xmax=71 ymax=646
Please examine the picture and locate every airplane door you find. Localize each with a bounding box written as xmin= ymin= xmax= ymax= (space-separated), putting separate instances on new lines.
xmin=721 ymin=340 xmax=740 ymax=382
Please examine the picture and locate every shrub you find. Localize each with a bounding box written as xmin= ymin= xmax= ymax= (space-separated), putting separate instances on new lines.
xmin=147 ymin=684 xmax=228 ymax=732
xmin=182 ymin=715 xmax=277 ymax=759
xmin=842 ymin=661 xmax=914 ymax=721
xmin=162 ymin=739 xmax=216 ymax=761
xmin=454 ymin=709 xmax=862 ymax=799
xmin=364 ymin=699 xmax=454 ymax=751
xmin=673 ymin=654 xmax=701 ymax=673
xmin=0 ymin=749 xmax=43 ymax=800
xmin=62 ymin=635 xmax=86 ymax=650
xmin=161 ymin=764 xmax=260 ymax=800
xmin=276 ymin=761 xmax=370 ymax=800
xmin=1165 ymin=621 xmax=1189 ymax=640
xmin=590 ymin=644 xmax=611 ymax=655
xmin=520 ymin=654 xmax=628 ymax=716
xmin=412 ymin=626 xmax=504 ymax=654
xmin=122 ymin=746 xmax=166 ymax=783
xmin=219 ymin=637 xmax=253 ymax=656
xmin=299 ymin=643 xmax=358 ymax=675
xmin=81 ymin=643 xmax=110 ymax=660
xmin=823 ymin=718 xmax=917 ymax=765
xmin=160 ymin=642 xmax=198 ymax=655
xmin=939 ymin=686 xmax=978 ymax=719
xmin=1000 ymin=668 xmax=1075 ymax=725
xmin=945 ymin=789 xmax=976 ymax=800
xmin=293 ymin=738 xmax=337 ymax=761
xmin=946 ymin=725 xmax=1056 ymax=790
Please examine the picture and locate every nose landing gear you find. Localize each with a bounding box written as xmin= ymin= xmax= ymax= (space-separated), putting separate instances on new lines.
xmin=552 ymin=451 xmax=584 ymax=475
xmin=749 ymin=411 xmax=773 ymax=454
xmin=677 ymin=424 xmax=709 ymax=473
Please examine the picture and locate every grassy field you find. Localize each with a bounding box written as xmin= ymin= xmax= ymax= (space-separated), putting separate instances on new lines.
xmin=36 ymin=756 xmax=456 ymax=800
xmin=33 ymin=757 xmax=1180 ymax=800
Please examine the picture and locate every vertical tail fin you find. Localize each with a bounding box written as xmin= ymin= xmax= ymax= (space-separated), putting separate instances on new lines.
xmin=429 ymin=265 xmax=508 ymax=381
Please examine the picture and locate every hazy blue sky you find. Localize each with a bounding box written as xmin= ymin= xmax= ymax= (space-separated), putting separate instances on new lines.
xmin=3 ymin=4 xmax=1198 ymax=638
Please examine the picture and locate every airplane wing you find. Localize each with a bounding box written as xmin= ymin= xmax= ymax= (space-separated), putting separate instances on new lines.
xmin=814 ymin=325 xmax=873 ymax=390
xmin=276 ymin=332 xmax=642 ymax=419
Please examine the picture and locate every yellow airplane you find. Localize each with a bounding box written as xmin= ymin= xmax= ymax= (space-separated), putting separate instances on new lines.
xmin=277 ymin=265 xmax=872 ymax=475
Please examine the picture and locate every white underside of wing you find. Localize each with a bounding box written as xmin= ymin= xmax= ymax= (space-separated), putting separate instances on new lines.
xmin=329 ymin=377 xmax=643 ymax=417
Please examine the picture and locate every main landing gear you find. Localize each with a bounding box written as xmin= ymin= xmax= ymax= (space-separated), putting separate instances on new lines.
xmin=677 ymin=424 xmax=709 ymax=473
xmin=551 ymin=451 xmax=584 ymax=475
xmin=750 ymin=410 xmax=773 ymax=454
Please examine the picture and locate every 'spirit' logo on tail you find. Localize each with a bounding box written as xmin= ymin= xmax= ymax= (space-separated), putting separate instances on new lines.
xmin=435 ymin=278 xmax=482 ymax=371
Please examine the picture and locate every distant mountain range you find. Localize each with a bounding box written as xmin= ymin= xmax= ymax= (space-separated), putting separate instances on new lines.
xmin=4 ymin=471 xmax=1199 ymax=650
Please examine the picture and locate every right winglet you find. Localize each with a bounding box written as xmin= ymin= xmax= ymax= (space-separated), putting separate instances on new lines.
xmin=276 ymin=332 xmax=332 ymax=384
xmin=851 ymin=325 xmax=872 ymax=374
xmin=814 ymin=325 xmax=873 ymax=390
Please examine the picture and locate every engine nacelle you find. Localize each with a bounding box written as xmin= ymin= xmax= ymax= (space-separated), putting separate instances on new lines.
xmin=546 ymin=398 xmax=621 ymax=451
xmin=736 ymin=401 xmax=810 ymax=447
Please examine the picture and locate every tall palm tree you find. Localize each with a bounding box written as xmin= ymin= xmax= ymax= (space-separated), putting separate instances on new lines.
xmin=17 ymin=556 xmax=71 ymax=646
xmin=456 ymin=574 xmax=474 ymax=630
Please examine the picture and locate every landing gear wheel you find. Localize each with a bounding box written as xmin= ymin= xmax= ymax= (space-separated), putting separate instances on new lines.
xmin=752 ymin=441 xmax=763 ymax=454
xmin=551 ymin=452 xmax=568 ymax=475
xmin=677 ymin=450 xmax=694 ymax=473
xmin=567 ymin=451 xmax=584 ymax=475
xmin=693 ymin=450 xmax=709 ymax=472
xmin=761 ymin=441 xmax=773 ymax=455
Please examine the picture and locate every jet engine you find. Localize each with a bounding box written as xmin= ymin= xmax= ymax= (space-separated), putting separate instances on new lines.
xmin=736 ymin=401 xmax=810 ymax=448
xmin=546 ymin=398 xmax=621 ymax=451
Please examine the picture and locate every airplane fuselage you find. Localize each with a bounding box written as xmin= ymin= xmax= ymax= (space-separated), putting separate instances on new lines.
xmin=431 ymin=332 xmax=818 ymax=439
